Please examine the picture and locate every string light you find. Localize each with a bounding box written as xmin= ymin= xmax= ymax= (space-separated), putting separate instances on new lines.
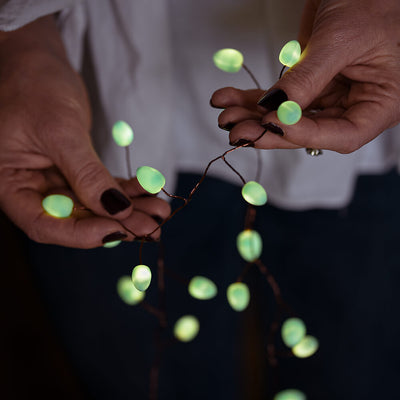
xmin=103 ymin=240 xmax=121 ymax=248
xmin=213 ymin=48 xmax=244 ymax=73
xmin=274 ymin=389 xmax=306 ymax=400
xmin=227 ymin=282 xmax=250 ymax=311
xmin=236 ymin=229 xmax=262 ymax=262
xmin=173 ymin=315 xmax=200 ymax=342
xmin=42 ymin=194 xmax=74 ymax=218
xmin=279 ymin=40 xmax=301 ymax=68
xmin=292 ymin=335 xmax=319 ymax=358
xmin=188 ymin=276 xmax=218 ymax=300
xmin=117 ymin=276 xmax=145 ymax=305
xmin=131 ymin=264 xmax=152 ymax=291
xmin=277 ymin=100 xmax=302 ymax=125
xmin=112 ymin=120 xmax=134 ymax=147
xmin=241 ymin=181 xmax=267 ymax=206
xmin=281 ymin=318 xmax=306 ymax=348
xmin=136 ymin=166 xmax=166 ymax=194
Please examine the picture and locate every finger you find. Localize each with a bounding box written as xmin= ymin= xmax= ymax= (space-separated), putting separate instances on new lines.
xmin=211 ymin=87 xmax=264 ymax=110
xmin=228 ymin=120 xmax=300 ymax=149
xmin=119 ymin=177 xmax=153 ymax=198
xmin=120 ymin=209 xmax=163 ymax=241
xmin=131 ymin=196 xmax=171 ymax=221
xmin=50 ymin=133 xmax=133 ymax=220
xmin=218 ymin=106 xmax=263 ymax=131
xmin=297 ymin=0 xmax=319 ymax=48
xmin=0 ymin=186 xmax=131 ymax=248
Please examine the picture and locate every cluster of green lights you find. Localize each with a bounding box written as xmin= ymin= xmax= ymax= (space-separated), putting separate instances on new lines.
xmin=281 ymin=317 xmax=319 ymax=358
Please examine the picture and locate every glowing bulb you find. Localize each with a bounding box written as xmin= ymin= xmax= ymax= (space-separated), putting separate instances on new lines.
xmin=117 ymin=276 xmax=145 ymax=305
xmin=173 ymin=315 xmax=200 ymax=342
xmin=237 ymin=229 xmax=262 ymax=262
xmin=292 ymin=335 xmax=319 ymax=358
xmin=42 ymin=194 xmax=74 ymax=218
xmin=274 ymin=389 xmax=307 ymax=400
xmin=279 ymin=40 xmax=301 ymax=68
xmin=136 ymin=166 xmax=166 ymax=194
xmin=213 ymin=48 xmax=244 ymax=73
xmin=281 ymin=318 xmax=306 ymax=348
xmin=277 ymin=101 xmax=302 ymax=125
xmin=241 ymin=181 xmax=267 ymax=206
xmin=112 ymin=120 xmax=134 ymax=147
xmin=131 ymin=264 xmax=152 ymax=291
xmin=188 ymin=276 xmax=218 ymax=300
xmin=103 ymin=240 xmax=121 ymax=248
xmin=227 ymin=282 xmax=250 ymax=311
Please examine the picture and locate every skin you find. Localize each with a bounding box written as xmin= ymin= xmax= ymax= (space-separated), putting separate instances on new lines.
xmin=0 ymin=16 xmax=170 ymax=248
xmin=211 ymin=0 xmax=400 ymax=154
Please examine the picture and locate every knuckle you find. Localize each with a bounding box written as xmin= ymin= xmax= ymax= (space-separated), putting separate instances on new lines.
xmin=73 ymin=160 xmax=106 ymax=191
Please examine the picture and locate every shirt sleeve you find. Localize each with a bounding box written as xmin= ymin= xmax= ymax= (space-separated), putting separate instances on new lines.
xmin=0 ymin=0 xmax=80 ymax=31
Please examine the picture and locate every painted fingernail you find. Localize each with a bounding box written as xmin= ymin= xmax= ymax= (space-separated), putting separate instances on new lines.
xmin=262 ymin=122 xmax=284 ymax=136
xmin=152 ymin=216 xmax=164 ymax=225
xmin=257 ymin=88 xmax=288 ymax=111
xmin=102 ymin=231 xmax=128 ymax=244
xmin=100 ymin=188 xmax=131 ymax=215
xmin=230 ymin=139 xmax=254 ymax=147
xmin=218 ymin=122 xmax=235 ymax=131
xmin=210 ymin=98 xmax=215 ymax=107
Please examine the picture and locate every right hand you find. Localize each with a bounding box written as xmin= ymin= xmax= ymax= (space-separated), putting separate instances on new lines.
xmin=0 ymin=15 xmax=170 ymax=248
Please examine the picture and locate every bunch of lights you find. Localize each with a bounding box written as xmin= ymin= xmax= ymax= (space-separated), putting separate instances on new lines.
xmin=41 ymin=40 xmax=319 ymax=400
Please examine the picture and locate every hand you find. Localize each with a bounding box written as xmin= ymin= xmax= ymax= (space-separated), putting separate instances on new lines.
xmin=211 ymin=0 xmax=400 ymax=153
xmin=0 ymin=15 xmax=170 ymax=248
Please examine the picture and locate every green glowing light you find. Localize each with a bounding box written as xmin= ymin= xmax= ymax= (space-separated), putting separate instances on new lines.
xmin=227 ymin=282 xmax=250 ymax=312
xmin=112 ymin=120 xmax=134 ymax=147
xmin=237 ymin=229 xmax=262 ymax=262
xmin=42 ymin=194 xmax=74 ymax=218
xmin=242 ymin=181 xmax=267 ymax=206
xmin=274 ymin=389 xmax=307 ymax=400
xmin=213 ymin=48 xmax=244 ymax=73
xmin=188 ymin=276 xmax=218 ymax=300
xmin=279 ymin=40 xmax=301 ymax=68
xmin=136 ymin=166 xmax=166 ymax=194
xmin=173 ymin=315 xmax=200 ymax=342
xmin=292 ymin=335 xmax=319 ymax=358
xmin=117 ymin=276 xmax=145 ymax=305
xmin=277 ymin=101 xmax=302 ymax=125
xmin=131 ymin=264 xmax=152 ymax=291
xmin=103 ymin=240 xmax=121 ymax=248
xmin=281 ymin=318 xmax=306 ymax=348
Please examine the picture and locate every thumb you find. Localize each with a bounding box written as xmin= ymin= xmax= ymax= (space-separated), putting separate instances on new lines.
xmin=53 ymin=134 xmax=133 ymax=219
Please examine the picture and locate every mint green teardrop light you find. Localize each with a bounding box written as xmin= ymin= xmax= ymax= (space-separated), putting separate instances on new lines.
xmin=42 ymin=194 xmax=74 ymax=218
xmin=131 ymin=264 xmax=152 ymax=291
xmin=174 ymin=315 xmax=200 ymax=342
xmin=213 ymin=48 xmax=244 ymax=73
xmin=112 ymin=120 xmax=134 ymax=147
xmin=274 ymin=389 xmax=307 ymax=400
xmin=227 ymin=282 xmax=250 ymax=311
xmin=277 ymin=101 xmax=302 ymax=125
xmin=279 ymin=40 xmax=301 ymax=68
xmin=242 ymin=181 xmax=267 ymax=206
xmin=103 ymin=240 xmax=121 ymax=248
xmin=281 ymin=318 xmax=306 ymax=348
xmin=292 ymin=335 xmax=319 ymax=358
xmin=136 ymin=166 xmax=166 ymax=194
xmin=237 ymin=229 xmax=262 ymax=262
xmin=188 ymin=276 xmax=218 ymax=300
xmin=117 ymin=276 xmax=145 ymax=305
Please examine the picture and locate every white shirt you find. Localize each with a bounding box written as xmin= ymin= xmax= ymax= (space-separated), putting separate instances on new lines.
xmin=2 ymin=0 xmax=399 ymax=210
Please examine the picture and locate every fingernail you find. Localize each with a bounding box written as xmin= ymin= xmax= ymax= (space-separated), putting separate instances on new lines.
xmin=230 ymin=139 xmax=254 ymax=147
xmin=257 ymin=88 xmax=288 ymax=111
xmin=152 ymin=216 xmax=164 ymax=225
xmin=262 ymin=122 xmax=284 ymax=136
xmin=100 ymin=188 xmax=131 ymax=215
xmin=102 ymin=231 xmax=128 ymax=244
xmin=218 ymin=122 xmax=235 ymax=131
xmin=210 ymin=98 xmax=215 ymax=107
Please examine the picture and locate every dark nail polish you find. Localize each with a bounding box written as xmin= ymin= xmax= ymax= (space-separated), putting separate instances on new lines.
xmin=230 ymin=139 xmax=254 ymax=147
xmin=210 ymin=98 xmax=215 ymax=107
xmin=257 ymin=88 xmax=288 ymax=111
xmin=218 ymin=122 xmax=235 ymax=131
xmin=100 ymin=188 xmax=131 ymax=215
xmin=152 ymin=216 xmax=164 ymax=225
xmin=102 ymin=231 xmax=128 ymax=244
xmin=262 ymin=122 xmax=284 ymax=136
